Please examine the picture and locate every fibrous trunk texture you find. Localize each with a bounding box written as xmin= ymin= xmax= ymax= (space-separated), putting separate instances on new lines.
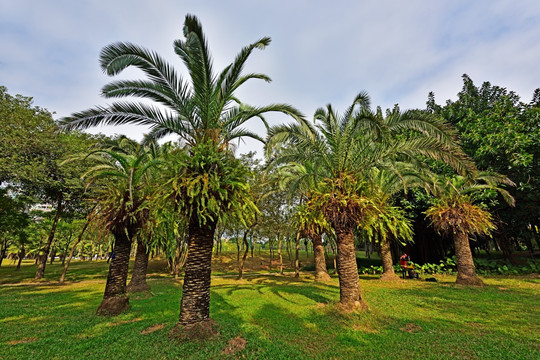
xmin=96 ymin=230 xmax=132 ymax=316
xmin=178 ymin=217 xmax=217 ymax=327
xmin=312 ymin=234 xmax=331 ymax=281
xmin=454 ymin=232 xmax=484 ymax=286
xmin=335 ymin=228 xmax=367 ymax=310
xmin=379 ymin=238 xmax=399 ymax=281
xmin=128 ymin=240 xmax=150 ymax=292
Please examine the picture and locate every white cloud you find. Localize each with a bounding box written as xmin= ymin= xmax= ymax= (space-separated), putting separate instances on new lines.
xmin=1 ymin=0 xmax=539 ymax=154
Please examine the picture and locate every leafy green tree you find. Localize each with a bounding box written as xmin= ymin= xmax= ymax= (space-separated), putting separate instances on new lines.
xmin=426 ymin=172 xmax=514 ymax=286
xmin=59 ymin=15 xmax=302 ymax=329
xmin=266 ymin=94 xmax=473 ymax=309
xmin=427 ymin=75 xmax=540 ymax=256
xmin=0 ymin=189 xmax=29 ymax=267
xmin=0 ymin=86 xmax=96 ymax=279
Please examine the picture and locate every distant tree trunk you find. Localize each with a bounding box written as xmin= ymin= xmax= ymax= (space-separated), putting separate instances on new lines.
xmin=380 ymin=238 xmax=399 ymax=281
xmin=0 ymin=238 xmax=8 ymax=267
xmin=295 ymin=230 xmax=300 ymax=278
xmin=128 ymin=240 xmax=150 ymax=292
xmin=89 ymin=237 xmax=95 ymax=261
xmin=238 ymin=229 xmax=251 ymax=280
xmin=335 ymin=226 xmax=367 ymax=310
xmin=312 ymin=233 xmax=331 ymax=281
xmin=16 ymin=243 xmax=25 ymax=271
xmin=59 ymin=211 xmax=92 ymax=284
xmin=61 ymin=232 xmax=74 ymax=266
xmin=269 ymin=239 xmax=274 ymax=265
xmin=454 ymin=232 xmax=484 ymax=286
xmin=49 ymin=248 xmax=56 ymax=265
xmin=277 ymin=231 xmax=284 ymax=275
xmin=35 ymin=193 xmax=63 ymax=280
xmin=178 ymin=216 xmax=217 ymax=327
xmin=173 ymin=235 xmax=187 ymax=280
xmin=329 ymin=238 xmax=338 ymax=273
xmin=96 ymin=228 xmax=132 ymax=316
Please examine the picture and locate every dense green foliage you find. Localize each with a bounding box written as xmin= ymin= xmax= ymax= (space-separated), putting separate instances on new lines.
xmin=427 ymin=75 xmax=540 ymax=252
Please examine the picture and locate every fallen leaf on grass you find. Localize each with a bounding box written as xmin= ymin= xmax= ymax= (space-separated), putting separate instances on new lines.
xmin=222 ymin=336 xmax=247 ymax=355
xmin=401 ymin=323 xmax=423 ymax=333
xmin=7 ymin=337 xmax=38 ymax=345
xmin=141 ymin=323 xmax=165 ymax=334
xmin=109 ymin=317 xmax=143 ymax=327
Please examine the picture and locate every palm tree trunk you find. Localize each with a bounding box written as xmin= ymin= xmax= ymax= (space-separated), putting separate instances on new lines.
xmin=335 ymin=228 xmax=367 ymax=309
xmin=312 ymin=234 xmax=331 ymax=281
xmin=35 ymin=193 xmax=63 ymax=280
xmin=454 ymin=232 xmax=484 ymax=286
xmin=380 ymin=238 xmax=399 ymax=281
xmin=178 ymin=216 xmax=217 ymax=327
xmin=128 ymin=240 xmax=150 ymax=292
xmin=96 ymin=230 xmax=132 ymax=315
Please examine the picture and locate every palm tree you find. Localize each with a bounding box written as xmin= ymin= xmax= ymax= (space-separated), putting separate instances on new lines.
xmin=425 ymin=172 xmax=515 ymax=286
xmin=59 ymin=15 xmax=302 ymax=328
xmin=82 ymin=139 xmax=157 ymax=315
xmin=268 ymin=162 xmax=333 ymax=281
xmin=266 ymin=96 xmax=473 ymax=309
xmin=363 ymin=166 xmax=432 ymax=281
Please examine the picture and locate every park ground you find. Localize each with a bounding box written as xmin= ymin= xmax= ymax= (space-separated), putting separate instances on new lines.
xmin=0 ymin=253 xmax=539 ymax=360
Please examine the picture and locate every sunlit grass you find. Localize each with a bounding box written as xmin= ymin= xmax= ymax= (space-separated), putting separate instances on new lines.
xmin=0 ymin=258 xmax=538 ymax=359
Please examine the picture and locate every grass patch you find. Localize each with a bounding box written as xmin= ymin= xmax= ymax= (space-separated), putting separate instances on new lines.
xmin=0 ymin=257 xmax=539 ymax=359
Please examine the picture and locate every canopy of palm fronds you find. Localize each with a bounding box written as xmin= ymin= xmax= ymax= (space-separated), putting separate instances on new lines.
xmin=59 ymin=15 xmax=303 ymax=152
xmin=307 ymin=174 xmax=378 ymax=232
xmin=158 ymin=141 xmax=257 ymax=227
xmin=426 ymin=195 xmax=496 ymax=236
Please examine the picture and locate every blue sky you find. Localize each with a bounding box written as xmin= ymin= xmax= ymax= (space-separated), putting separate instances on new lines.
xmin=1 ymin=1 xmax=539 ymax=155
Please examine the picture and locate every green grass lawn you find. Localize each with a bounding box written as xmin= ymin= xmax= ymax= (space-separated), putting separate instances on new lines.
xmin=0 ymin=260 xmax=539 ymax=359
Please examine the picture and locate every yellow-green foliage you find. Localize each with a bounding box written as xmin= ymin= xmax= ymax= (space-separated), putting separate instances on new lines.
xmin=425 ymin=195 xmax=495 ymax=236
xmin=309 ymin=173 xmax=377 ymax=231
xmin=160 ymin=141 xmax=258 ymax=227
xmin=362 ymin=203 xmax=413 ymax=245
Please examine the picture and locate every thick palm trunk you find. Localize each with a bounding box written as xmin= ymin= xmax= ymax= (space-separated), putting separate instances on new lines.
xmin=454 ymin=232 xmax=484 ymax=286
xmin=178 ymin=217 xmax=217 ymax=327
xmin=312 ymin=234 xmax=331 ymax=281
xmin=335 ymin=228 xmax=367 ymax=309
xmin=128 ymin=240 xmax=150 ymax=292
xmin=96 ymin=230 xmax=132 ymax=315
xmin=380 ymin=238 xmax=399 ymax=281
xmin=35 ymin=193 xmax=63 ymax=280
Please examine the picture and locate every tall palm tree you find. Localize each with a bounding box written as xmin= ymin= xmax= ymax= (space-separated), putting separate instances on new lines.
xmin=425 ymin=172 xmax=515 ymax=286
xmin=266 ymin=95 xmax=474 ymax=309
xmin=82 ymin=139 xmax=157 ymax=315
xmin=60 ymin=15 xmax=302 ymax=328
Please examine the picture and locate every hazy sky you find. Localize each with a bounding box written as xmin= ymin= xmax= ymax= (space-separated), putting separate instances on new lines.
xmin=1 ymin=1 xmax=539 ymax=155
